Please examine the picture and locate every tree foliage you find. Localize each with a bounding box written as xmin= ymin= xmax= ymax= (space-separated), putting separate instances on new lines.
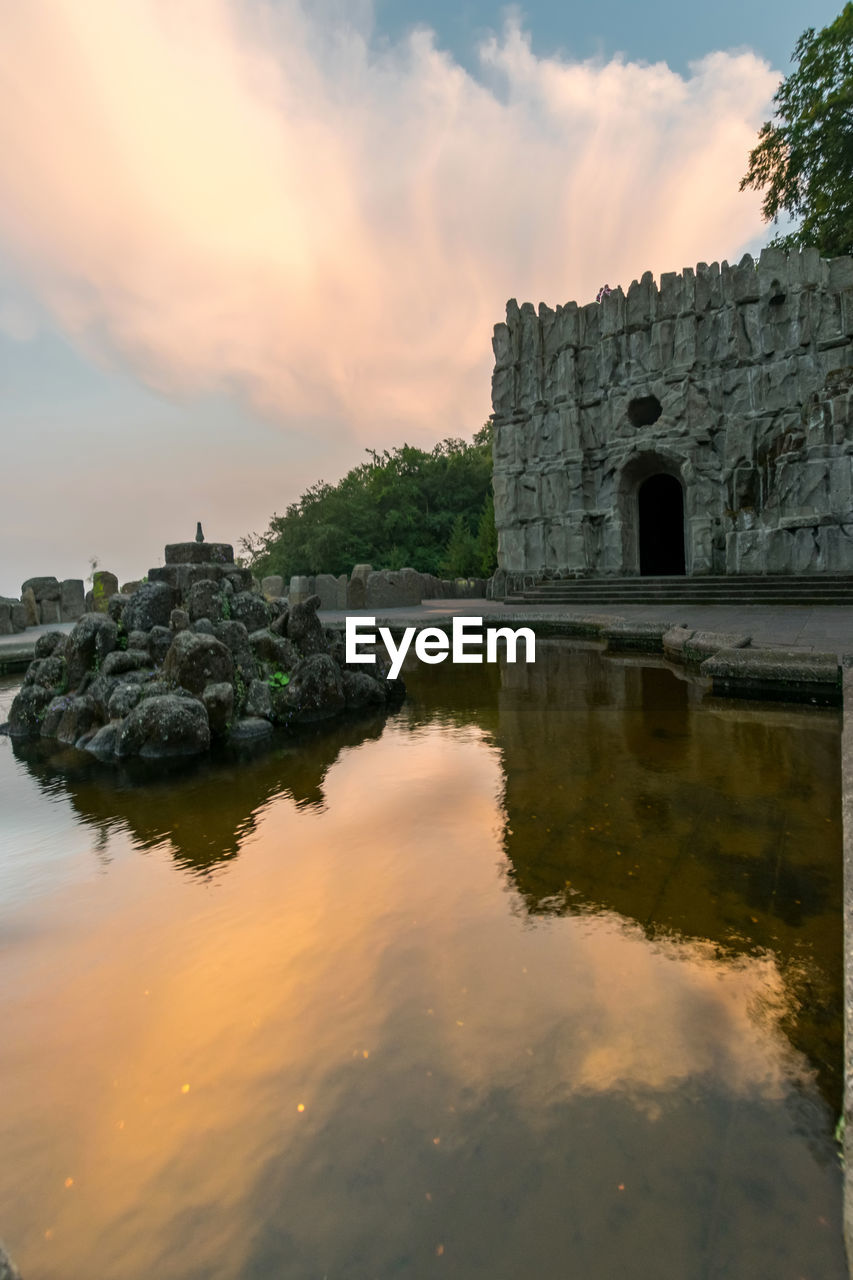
xmin=440 ymin=514 xmax=480 ymax=578
xmin=243 ymin=426 xmax=497 ymax=581
xmin=476 ymin=495 xmax=498 ymax=578
xmin=741 ymin=5 xmax=853 ymax=257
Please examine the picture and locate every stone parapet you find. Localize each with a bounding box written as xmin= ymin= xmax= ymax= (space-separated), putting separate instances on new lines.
xmin=289 ymin=569 xmax=487 ymax=610
xmin=0 ymin=576 xmax=86 ymax=634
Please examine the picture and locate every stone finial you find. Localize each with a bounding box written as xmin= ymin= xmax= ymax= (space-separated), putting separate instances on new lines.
xmin=195 ymin=522 xmax=204 ymax=543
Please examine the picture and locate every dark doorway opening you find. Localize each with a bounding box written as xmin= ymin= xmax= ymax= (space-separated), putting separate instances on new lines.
xmin=638 ymin=474 xmax=685 ymax=575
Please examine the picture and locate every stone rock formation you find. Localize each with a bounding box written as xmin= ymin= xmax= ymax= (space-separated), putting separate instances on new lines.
xmin=490 ymin=247 xmax=853 ymax=585
xmin=5 ymin=539 xmax=405 ymax=764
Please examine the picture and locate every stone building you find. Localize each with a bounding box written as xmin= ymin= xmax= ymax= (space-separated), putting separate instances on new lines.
xmin=490 ymin=247 xmax=853 ymax=585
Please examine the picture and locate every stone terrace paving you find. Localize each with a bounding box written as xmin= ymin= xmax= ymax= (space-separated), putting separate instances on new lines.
xmin=4 ymin=598 xmax=851 ymax=662
xmin=322 ymin=598 xmax=853 ymax=656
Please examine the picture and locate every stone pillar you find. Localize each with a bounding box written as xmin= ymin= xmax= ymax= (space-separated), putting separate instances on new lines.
xmin=288 ymin=575 xmax=314 ymax=605
xmin=347 ymin=565 xmax=373 ymax=609
xmin=60 ymin=579 xmax=85 ymax=621
xmin=91 ymin=570 xmax=119 ymax=613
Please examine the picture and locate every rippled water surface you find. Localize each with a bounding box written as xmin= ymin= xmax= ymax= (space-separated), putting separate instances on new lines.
xmin=0 ymin=643 xmax=845 ymax=1279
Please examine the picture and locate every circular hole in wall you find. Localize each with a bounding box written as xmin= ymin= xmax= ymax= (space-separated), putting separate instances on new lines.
xmin=627 ymin=395 xmax=663 ymax=428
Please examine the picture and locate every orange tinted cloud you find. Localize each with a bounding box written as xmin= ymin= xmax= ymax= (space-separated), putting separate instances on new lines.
xmin=0 ymin=1 xmax=778 ymax=438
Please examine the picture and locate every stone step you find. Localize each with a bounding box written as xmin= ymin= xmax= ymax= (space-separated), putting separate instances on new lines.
xmin=512 ymin=575 xmax=853 ymax=587
xmin=504 ymin=586 xmax=853 ymax=593
xmin=504 ymin=575 xmax=853 ymax=606
xmin=514 ymin=586 xmax=853 ymax=593
xmin=507 ymin=595 xmax=853 ymax=606
xmin=510 ymin=588 xmax=853 ymax=599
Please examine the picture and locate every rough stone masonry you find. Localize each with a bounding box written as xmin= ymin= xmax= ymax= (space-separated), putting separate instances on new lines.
xmin=490 ymin=247 xmax=853 ymax=587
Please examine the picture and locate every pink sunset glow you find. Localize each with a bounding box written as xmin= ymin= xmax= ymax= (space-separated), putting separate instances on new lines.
xmin=0 ymin=0 xmax=778 ymax=441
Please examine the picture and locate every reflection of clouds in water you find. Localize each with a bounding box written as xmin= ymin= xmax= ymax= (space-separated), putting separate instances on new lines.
xmin=0 ymin=717 xmax=838 ymax=1279
xmin=548 ymin=925 xmax=797 ymax=1102
xmin=409 ymin=916 xmax=806 ymax=1118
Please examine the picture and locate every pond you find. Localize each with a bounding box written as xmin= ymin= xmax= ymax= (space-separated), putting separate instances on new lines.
xmin=0 ymin=641 xmax=845 ymax=1279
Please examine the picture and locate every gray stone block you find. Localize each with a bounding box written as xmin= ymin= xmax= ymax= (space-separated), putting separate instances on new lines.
xmin=60 ymin=578 xmax=85 ymax=620
xmin=21 ymin=575 xmax=60 ymax=601
xmin=605 ymin=621 xmax=677 ymax=652
xmin=347 ymin=575 xmax=367 ymax=608
xmin=701 ymin=647 xmax=840 ymax=703
xmin=314 ymin=573 xmax=342 ymax=610
xmin=556 ymin=614 xmax=626 ymax=638
xmin=164 ymin=541 xmax=234 ymax=566
xmin=365 ymin=571 xmax=422 ymax=608
xmin=662 ymin=626 xmax=695 ymax=660
xmin=22 ymin=586 xmax=39 ymax=625
xmin=288 ymin=575 xmax=314 ymax=605
xmin=91 ymin=570 xmax=118 ymax=612
xmin=682 ymin=631 xmax=751 ymax=664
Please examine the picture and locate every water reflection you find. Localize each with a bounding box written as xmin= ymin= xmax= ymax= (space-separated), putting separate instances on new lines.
xmin=480 ymin=646 xmax=842 ymax=1113
xmin=11 ymin=711 xmax=391 ymax=873
xmin=0 ymin=645 xmax=844 ymax=1279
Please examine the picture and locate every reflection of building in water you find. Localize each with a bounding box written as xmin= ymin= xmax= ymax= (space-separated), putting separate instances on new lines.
xmin=492 ymin=642 xmax=842 ymax=1105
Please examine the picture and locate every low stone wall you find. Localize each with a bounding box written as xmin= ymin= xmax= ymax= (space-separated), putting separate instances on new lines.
xmin=288 ymin=566 xmax=487 ymax=610
xmin=1 ymin=576 xmax=86 ymax=635
xmin=0 ymin=571 xmax=169 ymax=637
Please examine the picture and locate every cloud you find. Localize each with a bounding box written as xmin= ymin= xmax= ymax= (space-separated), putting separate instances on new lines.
xmin=0 ymin=296 xmax=39 ymax=342
xmin=0 ymin=1 xmax=778 ymax=441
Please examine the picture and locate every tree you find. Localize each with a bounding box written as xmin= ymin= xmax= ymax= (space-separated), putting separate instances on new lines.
xmin=476 ymin=495 xmax=498 ymax=577
xmin=740 ymin=5 xmax=853 ymax=258
xmin=440 ymin=514 xmax=480 ymax=578
xmin=242 ymin=428 xmax=495 ymax=581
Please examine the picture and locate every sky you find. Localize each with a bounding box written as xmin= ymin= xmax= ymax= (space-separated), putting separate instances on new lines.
xmin=0 ymin=0 xmax=841 ymax=595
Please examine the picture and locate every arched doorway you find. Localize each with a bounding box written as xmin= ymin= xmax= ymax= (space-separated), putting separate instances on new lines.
xmin=638 ymin=474 xmax=685 ymax=575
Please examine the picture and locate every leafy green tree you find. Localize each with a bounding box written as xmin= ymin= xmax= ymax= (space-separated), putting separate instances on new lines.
xmin=741 ymin=5 xmax=853 ymax=257
xmin=243 ymin=427 xmax=495 ymax=581
xmin=440 ymin=514 xmax=480 ymax=577
xmin=476 ymin=495 xmax=498 ymax=577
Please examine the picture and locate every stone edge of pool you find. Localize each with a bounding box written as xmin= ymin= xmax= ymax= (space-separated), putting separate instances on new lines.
xmin=325 ymin=612 xmax=846 ymax=706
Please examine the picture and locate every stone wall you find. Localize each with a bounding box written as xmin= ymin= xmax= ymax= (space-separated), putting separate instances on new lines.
xmin=1 ymin=568 xmax=209 ymax=636
xmin=0 ymin=576 xmax=86 ymax=635
xmin=288 ymin=568 xmax=487 ymax=608
xmin=491 ymin=247 xmax=853 ymax=580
